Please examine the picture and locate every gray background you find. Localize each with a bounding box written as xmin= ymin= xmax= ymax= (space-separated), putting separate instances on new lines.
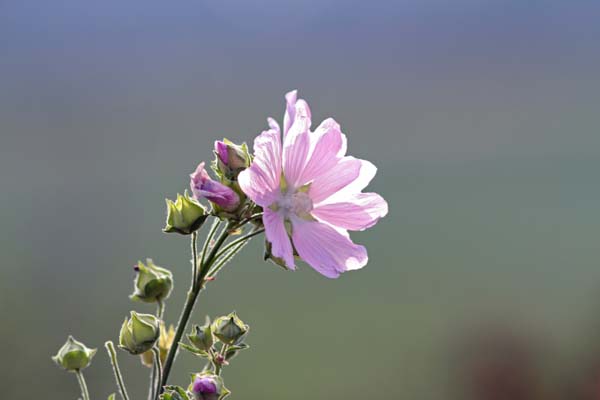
xmin=1 ymin=1 xmax=599 ymax=398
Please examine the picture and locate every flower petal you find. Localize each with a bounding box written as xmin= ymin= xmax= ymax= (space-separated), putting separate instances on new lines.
xmin=296 ymin=118 xmax=345 ymax=187
xmin=313 ymin=158 xmax=378 ymax=205
xmin=283 ymin=90 xmax=297 ymax=136
xmin=307 ymin=156 xmax=362 ymax=204
xmin=291 ymin=217 xmax=368 ymax=278
xmin=263 ymin=209 xmax=295 ymax=269
xmin=312 ymin=193 xmax=388 ymax=231
xmin=282 ymin=94 xmax=312 ymax=188
xmin=238 ymin=126 xmax=282 ymax=207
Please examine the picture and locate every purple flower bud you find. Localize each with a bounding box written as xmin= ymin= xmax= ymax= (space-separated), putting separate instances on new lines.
xmin=214 ymin=140 xmax=229 ymax=165
xmin=191 ymin=374 xmax=227 ymax=400
xmin=193 ymin=376 xmax=217 ymax=394
xmin=190 ymin=162 xmax=240 ymax=212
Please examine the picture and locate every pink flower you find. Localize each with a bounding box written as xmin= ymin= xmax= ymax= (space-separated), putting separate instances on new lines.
xmin=239 ymin=90 xmax=388 ymax=278
xmin=190 ymin=162 xmax=240 ymax=211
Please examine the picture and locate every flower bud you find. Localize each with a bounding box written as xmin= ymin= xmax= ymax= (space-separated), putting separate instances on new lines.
xmin=214 ymin=139 xmax=250 ymax=179
xmin=130 ymin=259 xmax=173 ymax=303
xmin=119 ymin=311 xmax=160 ymax=355
xmin=187 ymin=317 xmax=214 ymax=352
xmin=141 ymin=322 xmax=175 ymax=368
xmin=52 ymin=336 xmax=96 ymax=371
xmin=189 ymin=373 xmax=229 ymax=400
xmin=164 ymin=192 xmax=208 ymax=235
xmin=190 ymin=162 xmax=240 ymax=212
xmin=212 ymin=312 xmax=248 ymax=345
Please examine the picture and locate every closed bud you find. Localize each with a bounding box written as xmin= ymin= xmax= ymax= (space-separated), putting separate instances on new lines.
xmin=189 ymin=373 xmax=230 ymax=400
xmin=164 ymin=192 xmax=208 ymax=235
xmin=213 ymin=139 xmax=250 ymax=180
xmin=130 ymin=259 xmax=173 ymax=303
xmin=190 ymin=162 xmax=240 ymax=213
xmin=52 ymin=335 xmax=96 ymax=371
xmin=212 ymin=312 xmax=248 ymax=345
xmin=119 ymin=311 xmax=160 ymax=355
xmin=187 ymin=317 xmax=214 ymax=352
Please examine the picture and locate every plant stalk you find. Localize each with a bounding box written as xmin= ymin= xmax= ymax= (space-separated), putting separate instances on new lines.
xmin=105 ymin=341 xmax=130 ymax=400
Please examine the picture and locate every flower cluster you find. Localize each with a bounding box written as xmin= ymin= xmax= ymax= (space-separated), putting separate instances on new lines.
xmin=52 ymin=90 xmax=387 ymax=400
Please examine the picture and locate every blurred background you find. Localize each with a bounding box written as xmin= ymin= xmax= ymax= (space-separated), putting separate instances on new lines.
xmin=1 ymin=1 xmax=599 ymax=399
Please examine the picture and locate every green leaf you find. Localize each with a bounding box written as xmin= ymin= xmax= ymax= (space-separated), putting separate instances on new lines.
xmin=179 ymin=342 xmax=210 ymax=358
xmin=160 ymin=385 xmax=190 ymax=400
xmin=107 ymin=394 xmax=115 ymax=400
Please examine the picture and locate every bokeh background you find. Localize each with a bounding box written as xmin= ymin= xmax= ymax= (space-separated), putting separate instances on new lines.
xmin=1 ymin=1 xmax=599 ymax=399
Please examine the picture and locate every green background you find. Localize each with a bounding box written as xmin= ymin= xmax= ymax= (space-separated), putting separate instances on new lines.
xmin=1 ymin=1 xmax=599 ymax=399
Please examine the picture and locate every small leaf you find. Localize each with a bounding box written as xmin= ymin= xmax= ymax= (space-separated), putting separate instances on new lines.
xmin=107 ymin=395 xmax=115 ymax=400
xmin=179 ymin=343 xmax=210 ymax=358
xmin=161 ymin=385 xmax=190 ymax=400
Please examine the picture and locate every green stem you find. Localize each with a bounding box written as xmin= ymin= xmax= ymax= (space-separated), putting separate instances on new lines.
xmin=191 ymin=231 xmax=198 ymax=291
xmin=200 ymin=219 xmax=221 ymax=268
xmin=75 ymin=369 xmax=90 ymax=400
xmin=152 ymin=347 xmax=163 ymax=400
xmin=105 ymin=341 xmax=130 ymax=400
xmin=207 ymin=240 xmax=249 ymax=279
xmin=148 ymin=359 xmax=156 ymax=400
xmin=211 ymin=228 xmax=265 ymax=264
xmin=159 ymin=221 xmax=234 ymax=393
xmin=156 ymin=299 xmax=165 ymax=320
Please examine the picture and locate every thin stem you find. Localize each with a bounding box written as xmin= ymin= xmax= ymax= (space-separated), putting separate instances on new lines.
xmin=191 ymin=231 xmax=198 ymax=291
xmin=148 ymin=359 xmax=156 ymax=400
xmin=152 ymin=347 xmax=163 ymax=400
xmin=212 ymin=228 xmax=265 ymax=264
xmin=200 ymin=219 xmax=221 ymax=268
xmin=75 ymin=370 xmax=90 ymax=400
xmin=105 ymin=341 xmax=130 ymax=400
xmin=207 ymin=241 xmax=248 ymax=279
xmin=156 ymin=299 xmax=165 ymax=320
xmin=159 ymin=222 xmax=234 ymax=393
xmin=232 ymin=212 xmax=263 ymax=230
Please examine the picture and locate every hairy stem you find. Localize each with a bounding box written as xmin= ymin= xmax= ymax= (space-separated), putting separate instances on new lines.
xmin=200 ymin=219 xmax=221 ymax=268
xmin=75 ymin=370 xmax=90 ymax=400
xmin=191 ymin=231 xmax=198 ymax=291
xmin=159 ymin=220 xmax=234 ymax=392
xmin=148 ymin=359 xmax=156 ymax=400
xmin=105 ymin=341 xmax=130 ymax=400
xmin=212 ymin=228 xmax=264 ymax=263
xmin=152 ymin=347 xmax=163 ymax=400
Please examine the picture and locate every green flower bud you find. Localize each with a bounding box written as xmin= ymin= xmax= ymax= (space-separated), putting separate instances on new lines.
xmin=130 ymin=259 xmax=173 ymax=303
xmin=164 ymin=192 xmax=208 ymax=235
xmin=187 ymin=317 xmax=214 ymax=352
xmin=52 ymin=335 xmax=96 ymax=371
xmin=212 ymin=312 xmax=248 ymax=345
xmin=119 ymin=311 xmax=160 ymax=355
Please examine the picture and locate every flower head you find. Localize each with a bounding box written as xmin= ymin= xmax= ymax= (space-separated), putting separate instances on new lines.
xmin=190 ymin=162 xmax=240 ymax=212
xmin=239 ymin=90 xmax=388 ymax=278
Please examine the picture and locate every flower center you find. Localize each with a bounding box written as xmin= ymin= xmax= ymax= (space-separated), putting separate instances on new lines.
xmin=273 ymin=189 xmax=313 ymax=220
